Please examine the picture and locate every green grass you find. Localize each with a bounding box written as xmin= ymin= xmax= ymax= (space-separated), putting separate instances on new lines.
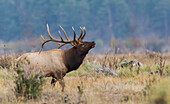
xmin=66 ymin=65 xmax=95 ymax=76
xmin=118 ymin=69 xmax=136 ymax=77
xmin=149 ymin=78 xmax=170 ymax=104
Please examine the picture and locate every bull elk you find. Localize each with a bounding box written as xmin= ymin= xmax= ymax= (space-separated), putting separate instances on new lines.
xmin=17 ymin=24 xmax=95 ymax=92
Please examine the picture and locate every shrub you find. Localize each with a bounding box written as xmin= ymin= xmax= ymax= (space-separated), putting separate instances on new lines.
xmin=14 ymin=65 xmax=45 ymax=100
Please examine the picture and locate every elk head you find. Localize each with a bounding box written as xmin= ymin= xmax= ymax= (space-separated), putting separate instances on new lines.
xmin=39 ymin=24 xmax=95 ymax=56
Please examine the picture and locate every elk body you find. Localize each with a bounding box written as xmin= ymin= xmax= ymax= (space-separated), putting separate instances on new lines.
xmin=17 ymin=24 xmax=95 ymax=91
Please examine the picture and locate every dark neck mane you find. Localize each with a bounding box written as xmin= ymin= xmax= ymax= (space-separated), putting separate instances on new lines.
xmin=63 ymin=47 xmax=86 ymax=73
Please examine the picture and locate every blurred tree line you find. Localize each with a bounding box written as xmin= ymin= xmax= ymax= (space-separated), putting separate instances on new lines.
xmin=0 ymin=0 xmax=170 ymax=53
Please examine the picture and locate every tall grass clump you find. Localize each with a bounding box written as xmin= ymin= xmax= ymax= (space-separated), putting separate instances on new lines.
xmin=0 ymin=53 xmax=16 ymax=69
xmin=157 ymin=54 xmax=166 ymax=76
xmin=14 ymin=59 xmax=45 ymax=100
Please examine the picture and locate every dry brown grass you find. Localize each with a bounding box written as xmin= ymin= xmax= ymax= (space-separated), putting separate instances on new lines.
xmin=0 ymin=53 xmax=169 ymax=104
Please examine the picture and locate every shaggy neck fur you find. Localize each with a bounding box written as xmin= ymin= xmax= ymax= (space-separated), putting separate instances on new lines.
xmin=63 ymin=47 xmax=87 ymax=73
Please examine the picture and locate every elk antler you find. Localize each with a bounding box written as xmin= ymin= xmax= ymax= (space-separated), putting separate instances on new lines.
xmin=39 ymin=24 xmax=86 ymax=53
xmin=80 ymin=27 xmax=86 ymax=40
xmin=77 ymin=27 xmax=83 ymax=40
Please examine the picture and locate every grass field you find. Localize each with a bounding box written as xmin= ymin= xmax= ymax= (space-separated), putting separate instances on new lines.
xmin=0 ymin=52 xmax=169 ymax=104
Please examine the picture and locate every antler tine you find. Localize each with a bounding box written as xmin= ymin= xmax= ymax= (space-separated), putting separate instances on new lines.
xmin=58 ymin=43 xmax=67 ymax=49
xmin=41 ymin=35 xmax=45 ymax=41
xmin=59 ymin=25 xmax=69 ymax=41
xmin=58 ymin=31 xmax=64 ymax=42
xmin=78 ymin=27 xmax=83 ymax=40
xmin=39 ymin=35 xmax=48 ymax=54
xmin=72 ymin=27 xmax=76 ymax=41
xmin=39 ymin=44 xmax=44 ymax=54
xmin=39 ymin=39 xmax=49 ymax=54
xmin=81 ymin=27 xmax=86 ymax=40
xmin=47 ymin=24 xmax=55 ymax=40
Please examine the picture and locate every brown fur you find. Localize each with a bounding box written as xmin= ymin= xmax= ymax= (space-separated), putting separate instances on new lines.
xmin=17 ymin=41 xmax=95 ymax=91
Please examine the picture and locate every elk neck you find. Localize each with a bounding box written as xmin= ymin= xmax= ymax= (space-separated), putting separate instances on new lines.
xmin=63 ymin=47 xmax=87 ymax=73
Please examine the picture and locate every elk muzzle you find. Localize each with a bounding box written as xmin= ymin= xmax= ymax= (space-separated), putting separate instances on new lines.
xmin=91 ymin=41 xmax=95 ymax=48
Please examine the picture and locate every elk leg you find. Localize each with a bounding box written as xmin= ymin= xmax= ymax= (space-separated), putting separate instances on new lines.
xmin=59 ymin=79 xmax=65 ymax=92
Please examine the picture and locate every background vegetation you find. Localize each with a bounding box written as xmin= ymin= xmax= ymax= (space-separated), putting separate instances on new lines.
xmin=0 ymin=0 xmax=170 ymax=54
